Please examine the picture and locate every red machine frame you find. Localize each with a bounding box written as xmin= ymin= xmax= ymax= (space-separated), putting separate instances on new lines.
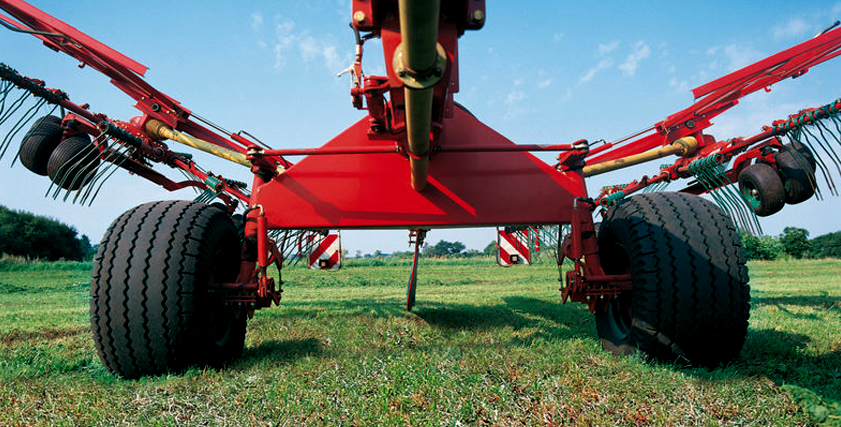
xmin=1 ymin=0 xmax=841 ymax=315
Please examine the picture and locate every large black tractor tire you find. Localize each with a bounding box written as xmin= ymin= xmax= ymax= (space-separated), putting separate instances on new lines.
xmin=18 ymin=115 xmax=63 ymax=176
xmin=776 ymin=150 xmax=816 ymax=205
xmin=46 ymin=134 xmax=100 ymax=190
xmin=738 ymin=163 xmax=785 ymax=216
xmin=594 ymin=192 xmax=750 ymax=367
xmin=90 ymin=201 xmax=246 ymax=379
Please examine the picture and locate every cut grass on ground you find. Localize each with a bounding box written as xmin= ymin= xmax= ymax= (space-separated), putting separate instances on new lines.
xmin=0 ymin=258 xmax=838 ymax=426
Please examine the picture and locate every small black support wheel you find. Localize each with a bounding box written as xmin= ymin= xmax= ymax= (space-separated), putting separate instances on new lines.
xmin=90 ymin=201 xmax=246 ymax=379
xmin=776 ymin=150 xmax=816 ymax=204
xmin=784 ymin=140 xmax=816 ymax=172
xmin=47 ymin=134 xmax=100 ymax=190
xmin=594 ymin=192 xmax=750 ymax=367
xmin=738 ymin=163 xmax=785 ymax=216
xmin=18 ymin=115 xmax=63 ymax=176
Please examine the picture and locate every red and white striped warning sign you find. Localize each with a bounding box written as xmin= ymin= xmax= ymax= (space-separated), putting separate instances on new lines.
xmin=497 ymin=228 xmax=531 ymax=266
xmin=309 ymin=232 xmax=342 ymax=270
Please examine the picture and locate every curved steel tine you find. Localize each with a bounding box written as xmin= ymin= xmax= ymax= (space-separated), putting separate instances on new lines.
xmin=74 ymin=138 xmax=126 ymax=204
xmin=9 ymin=103 xmax=57 ymax=166
xmin=0 ymin=91 xmax=31 ymax=125
xmin=84 ymin=146 xmax=137 ymax=206
xmin=783 ymin=136 xmax=822 ymax=200
xmin=48 ymin=133 xmax=106 ymax=199
xmin=790 ymin=132 xmax=831 ymax=198
xmin=800 ymin=127 xmax=838 ymax=195
xmin=1 ymin=98 xmax=46 ymax=161
xmin=802 ymin=126 xmax=841 ymax=176
xmin=811 ymin=121 xmax=841 ymax=175
xmin=58 ymin=139 xmax=105 ymax=201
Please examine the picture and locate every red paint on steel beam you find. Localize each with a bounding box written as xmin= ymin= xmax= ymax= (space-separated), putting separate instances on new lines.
xmin=251 ymin=107 xmax=585 ymax=229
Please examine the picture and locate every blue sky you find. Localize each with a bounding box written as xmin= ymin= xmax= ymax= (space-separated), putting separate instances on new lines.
xmin=1 ymin=1 xmax=841 ymax=254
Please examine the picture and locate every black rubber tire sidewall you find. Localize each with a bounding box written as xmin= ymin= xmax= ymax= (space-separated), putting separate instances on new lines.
xmin=595 ymin=192 xmax=750 ymax=367
xmin=784 ymin=140 xmax=816 ymax=172
xmin=90 ymin=201 xmax=245 ymax=378
xmin=19 ymin=115 xmax=63 ymax=176
xmin=738 ymin=163 xmax=785 ymax=217
xmin=47 ymin=135 xmax=99 ymax=190
xmin=776 ymin=150 xmax=816 ymax=204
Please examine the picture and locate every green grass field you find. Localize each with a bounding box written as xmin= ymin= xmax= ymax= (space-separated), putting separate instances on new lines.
xmin=0 ymin=257 xmax=839 ymax=426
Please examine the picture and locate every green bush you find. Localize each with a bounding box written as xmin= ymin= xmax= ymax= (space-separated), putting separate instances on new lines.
xmin=0 ymin=253 xmax=91 ymax=272
xmin=0 ymin=205 xmax=92 ymax=261
xmin=740 ymin=232 xmax=784 ymax=260
xmin=807 ymin=231 xmax=841 ymax=259
xmin=780 ymin=227 xmax=811 ymax=259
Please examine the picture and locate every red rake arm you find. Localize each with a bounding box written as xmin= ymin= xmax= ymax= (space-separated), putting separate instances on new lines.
xmin=587 ymin=24 xmax=841 ymax=165
xmin=0 ymin=0 xmax=255 ymax=157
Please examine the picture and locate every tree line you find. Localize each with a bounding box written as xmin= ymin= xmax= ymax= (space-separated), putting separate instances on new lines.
xmin=2 ymin=204 xmax=839 ymax=262
xmin=0 ymin=205 xmax=95 ymax=261
xmin=740 ymin=227 xmax=841 ymax=260
xmin=376 ymin=230 xmax=840 ymax=262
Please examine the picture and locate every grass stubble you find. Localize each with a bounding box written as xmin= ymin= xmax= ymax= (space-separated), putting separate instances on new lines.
xmin=0 ymin=257 xmax=838 ymax=426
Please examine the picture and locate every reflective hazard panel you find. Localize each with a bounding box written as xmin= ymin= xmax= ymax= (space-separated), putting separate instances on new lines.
xmin=308 ymin=232 xmax=342 ymax=270
xmin=497 ymin=227 xmax=531 ymax=266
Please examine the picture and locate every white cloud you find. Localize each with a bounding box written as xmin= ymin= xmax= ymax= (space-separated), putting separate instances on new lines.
xmin=711 ymin=94 xmax=808 ymax=139
xmin=251 ymin=12 xmax=264 ymax=31
xmin=553 ymin=33 xmax=565 ymax=43
xmin=705 ymin=43 xmax=764 ymax=74
xmin=722 ymin=43 xmax=763 ymax=71
xmin=299 ymin=36 xmax=320 ymax=61
xmin=268 ymin=17 xmax=346 ymax=72
xmin=272 ymin=19 xmax=296 ymax=69
xmin=772 ymin=18 xmax=810 ymax=40
xmin=579 ymin=59 xmax=612 ymax=83
xmin=505 ymin=90 xmax=526 ymax=105
xmin=537 ymin=79 xmax=553 ymax=89
xmin=599 ymin=40 xmax=620 ymax=55
xmin=619 ymin=41 xmax=650 ymax=76
xmin=669 ymin=77 xmax=690 ymax=94
xmin=321 ymin=44 xmax=343 ymax=71
xmin=560 ymin=87 xmax=572 ymax=102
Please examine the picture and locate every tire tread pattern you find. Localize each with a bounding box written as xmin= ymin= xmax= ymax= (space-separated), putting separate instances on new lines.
xmin=90 ymin=201 xmax=244 ymax=378
xmin=597 ymin=192 xmax=750 ymax=367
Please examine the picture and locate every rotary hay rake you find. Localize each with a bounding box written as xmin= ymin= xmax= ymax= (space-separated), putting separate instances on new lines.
xmin=1 ymin=0 xmax=840 ymax=378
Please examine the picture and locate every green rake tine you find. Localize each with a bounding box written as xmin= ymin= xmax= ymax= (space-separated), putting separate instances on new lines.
xmin=45 ymin=134 xmax=105 ymax=199
xmin=0 ymin=82 xmax=10 ymax=116
xmin=789 ymin=131 xmax=832 ymax=197
xmin=800 ymin=127 xmax=839 ymax=195
xmin=0 ymin=91 xmax=31 ymax=125
xmin=782 ymin=140 xmax=822 ymax=200
xmin=802 ymin=125 xmax=841 ymax=176
xmin=708 ymin=163 xmax=760 ymax=234
xmin=72 ymin=138 xmax=123 ymax=204
xmin=57 ymin=138 xmax=107 ymax=202
xmin=78 ymin=142 xmax=136 ymax=205
xmin=816 ymin=119 xmax=841 ymax=156
xmin=824 ymin=115 xmax=841 ymax=173
xmin=704 ymin=173 xmax=743 ymax=231
xmin=812 ymin=120 xmax=841 ymax=174
xmin=83 ymin=147 xmax=134 ymax=206
xmin=9 ymin=103 xmax=57 ymax=166
xmin=279 ymin=230 xmax=300 ymax=263
xmin=795 ymin=128 xmax=836 ymax=195
xmin=1 ymin=98 xmax=46 ymax=161
xmin=723 ymin=183 xmax=762 ymax=235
